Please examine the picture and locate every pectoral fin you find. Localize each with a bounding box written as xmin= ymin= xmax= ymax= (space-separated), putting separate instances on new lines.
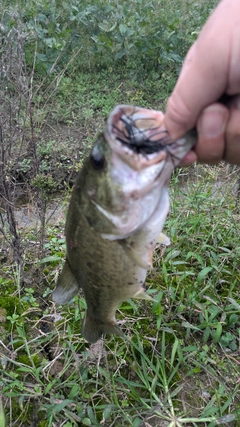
xmin=52 ymin=259 xmax=79 ymax=304
xmin=118 ymin=240 xmax=153 ymax=270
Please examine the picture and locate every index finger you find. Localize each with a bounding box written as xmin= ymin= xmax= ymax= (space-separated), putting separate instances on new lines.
xmin=165 ymin=0 xmax=240 ymax=139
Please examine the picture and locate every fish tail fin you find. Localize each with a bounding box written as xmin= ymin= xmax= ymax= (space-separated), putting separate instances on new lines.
xmin=52 ymin=259 xmax=79 ymax=304
xmin=82 ymin=311 xmax=125 ymax=344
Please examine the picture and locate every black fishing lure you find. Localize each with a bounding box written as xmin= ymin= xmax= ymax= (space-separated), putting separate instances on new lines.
xmin=113 ymin=109 xmax=197 ymax=165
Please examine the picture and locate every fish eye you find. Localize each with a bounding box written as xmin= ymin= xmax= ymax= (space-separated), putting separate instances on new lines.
xmin=90 ymin=147 xmax=106 ymax=170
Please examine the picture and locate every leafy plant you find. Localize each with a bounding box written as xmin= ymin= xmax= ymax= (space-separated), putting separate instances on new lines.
xmin=1 ymin=0 xmax=239 ymax=426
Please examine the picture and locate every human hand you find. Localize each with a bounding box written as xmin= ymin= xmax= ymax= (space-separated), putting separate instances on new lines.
xmin=164 ymin=0 xmax=240 ymax=166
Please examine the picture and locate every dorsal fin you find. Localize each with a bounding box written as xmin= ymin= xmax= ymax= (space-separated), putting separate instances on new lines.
xmin=52 ymin=259 xmax=79 ymax=304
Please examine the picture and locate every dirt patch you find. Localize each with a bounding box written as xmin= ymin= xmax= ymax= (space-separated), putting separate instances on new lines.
xmin=1 ymin=122 xmax=92 ymax=203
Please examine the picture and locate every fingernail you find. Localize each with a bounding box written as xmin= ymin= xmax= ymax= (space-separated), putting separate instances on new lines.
xmin=198 ymin=106 xmax=227 ymax=138
xmin=181 ymin=150 xmax=197 ymax=166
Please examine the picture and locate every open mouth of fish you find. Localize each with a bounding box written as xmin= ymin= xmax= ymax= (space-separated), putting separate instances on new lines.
xmin=105 ymin=105 xmax=197 ymax=171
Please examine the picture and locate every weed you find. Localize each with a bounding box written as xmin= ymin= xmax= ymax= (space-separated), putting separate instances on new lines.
xmin=1 ymin=165 xmax=239 ymax=426
xmin=1 ymin=0 xmax=239 ymax=426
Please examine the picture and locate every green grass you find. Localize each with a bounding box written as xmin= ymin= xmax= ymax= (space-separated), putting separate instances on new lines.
xmin=1 ymin=165 xmax=239 ymax=426
xmin=1 ymin=0 xmax=239 ymax=425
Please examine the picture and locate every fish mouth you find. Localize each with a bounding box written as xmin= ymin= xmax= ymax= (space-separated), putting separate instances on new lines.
xmin=105 ymin=105 xmax=196 ymax=169
xmin=110 ymin=105 xmax=170 ymax=155
xmin=106 ymin=105 xmax=169 ymax=165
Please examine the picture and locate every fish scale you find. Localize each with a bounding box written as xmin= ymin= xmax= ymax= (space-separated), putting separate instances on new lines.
xmin=52 ymin=105 xmax=197 ymax=343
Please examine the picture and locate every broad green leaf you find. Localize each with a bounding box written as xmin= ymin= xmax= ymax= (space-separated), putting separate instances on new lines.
xmin=39 ymin=255 xmax=62 ymax=263
xmin=213 ymin=322 xmax=222 ymax=343
xmin=197 ymin=266 xmax=213 ymax=282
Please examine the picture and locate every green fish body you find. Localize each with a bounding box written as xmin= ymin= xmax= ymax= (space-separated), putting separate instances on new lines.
xmin=52 ymin=105 xmax=196 ymax=343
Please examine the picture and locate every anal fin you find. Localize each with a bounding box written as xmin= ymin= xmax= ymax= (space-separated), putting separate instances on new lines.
xmin=132 ymin=287 xmax=153 ymax=301
xmin=157 ymin=232 xmax=171 ymax=246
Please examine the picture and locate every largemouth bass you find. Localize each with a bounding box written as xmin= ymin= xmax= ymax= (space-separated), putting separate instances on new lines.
xmin=52 ymin=105 xmax=196 ymax=343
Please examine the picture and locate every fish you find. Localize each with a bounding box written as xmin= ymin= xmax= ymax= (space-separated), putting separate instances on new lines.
xmin=52 ymin=105 xmax=196 ymax=344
